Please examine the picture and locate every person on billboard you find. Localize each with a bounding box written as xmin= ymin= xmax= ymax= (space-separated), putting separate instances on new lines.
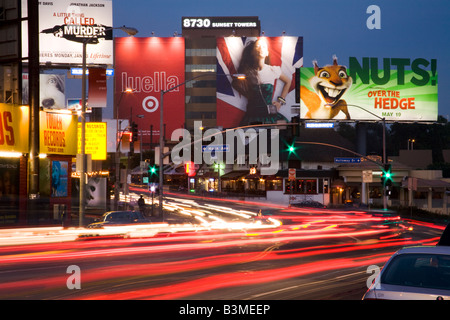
xmin=232 ymin=38 xmax=291 ymax=125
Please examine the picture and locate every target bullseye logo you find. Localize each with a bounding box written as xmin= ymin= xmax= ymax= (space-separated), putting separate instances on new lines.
xmin=142 ymin=96 xmax=159 ymax=113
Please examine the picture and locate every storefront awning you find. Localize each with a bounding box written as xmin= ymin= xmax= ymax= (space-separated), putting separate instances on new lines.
xmin=220 ymin=171 xmax=248 ymax=179
xmin=331 ymin=179 xmax=346 ymax=188
xmin=403 ymin=177 xmax=450 ymax=190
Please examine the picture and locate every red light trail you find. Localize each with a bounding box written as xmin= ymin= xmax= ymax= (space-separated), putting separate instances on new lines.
xmin=0 ymin=199 xmax=444 ymax=300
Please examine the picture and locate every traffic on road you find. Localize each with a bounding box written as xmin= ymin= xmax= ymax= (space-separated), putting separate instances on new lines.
xmin=0 ymin=192 xmax=446 ymax=301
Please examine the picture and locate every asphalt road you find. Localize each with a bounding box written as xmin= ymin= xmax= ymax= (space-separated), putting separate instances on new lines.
xmin=0 ymin=194 xmax=445 ymax=302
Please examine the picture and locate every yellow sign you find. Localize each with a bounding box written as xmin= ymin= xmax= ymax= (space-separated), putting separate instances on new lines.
xmin=40 ymin=111 xmax=78 ymax=155
xmin=0 ymin=104 xmax=29 ymax=153
xmin=77 ymin=122 xmax=107 ymax=160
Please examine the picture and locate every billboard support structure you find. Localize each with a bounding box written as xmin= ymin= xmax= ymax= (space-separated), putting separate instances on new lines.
xmin=28 ymin=0 xmax=40 ymax=205
xmin=159 ymin=72 xmax=245 ymax=219
xmin=79 ymin=26 xmax=138 ymax=227
xmin=343 ymin=103 xmax=388 ymax=210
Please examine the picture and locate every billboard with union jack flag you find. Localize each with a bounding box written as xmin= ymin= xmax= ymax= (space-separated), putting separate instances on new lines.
xmin=217 ymin=36 xmax=303 ymax=128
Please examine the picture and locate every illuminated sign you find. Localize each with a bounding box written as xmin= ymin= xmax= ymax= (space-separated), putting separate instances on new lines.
xmin=298 ymin=56 xmax=438 ymax=122
xmin=22 ymin=0 xmax=114 ymax=65
xmin=70 ymin=68 xmax=114 ymax=76
xmin=40 ymin=111 xmax=78 ymax=155
xmin=0 ymin=104 xmax=29 ymax=154
xmin=305 ymin=122 xmax=334 ymax=128
xmin=216 ymin=36 xmax=303 ymax=128
xmin=77 ymin=122 xmax=107 ymax=160
xmin=115 ymin=37 xmax=185 ymax=143
xmin=182 ymin=17 xmax=260 ymax=29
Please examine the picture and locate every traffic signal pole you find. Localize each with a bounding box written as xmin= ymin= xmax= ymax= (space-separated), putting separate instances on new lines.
xmin=382 ymin=117 xmax=387 ymax=210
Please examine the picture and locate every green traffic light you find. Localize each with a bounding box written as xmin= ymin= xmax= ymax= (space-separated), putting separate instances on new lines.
xmin=289 ymin=145 xmax=295 ymax=153
xmin=149 ymin=166 xmax=156 ymax=174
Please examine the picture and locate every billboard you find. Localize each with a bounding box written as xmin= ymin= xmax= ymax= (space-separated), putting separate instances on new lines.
xmin=77 ymin=122 xmax=107 ymax=160
xmin=298 ymin=56 xmax=438 ymax=122
xmin=88 ymin=68 xmax=107 ymax=108
xmin=0 ymin=104 xmax=29 ymax=154
xmin=22 ymin=0 xmax=113 ymax=65
xmin=217 ymin=36 xmax=303 ymax=128
xmin=115 ymin=37 xmax=185 ymax=142
xmin=40 ymin=111 xmax=78 ymax=155
xmin=51 ymin=161 xmax=69 ymax=198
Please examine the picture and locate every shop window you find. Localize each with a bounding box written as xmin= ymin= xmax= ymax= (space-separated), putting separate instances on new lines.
xmin=266 ymin=179 xmax=282 ymax=191
xmin=285 ymin=179 xmax=317 ymax=194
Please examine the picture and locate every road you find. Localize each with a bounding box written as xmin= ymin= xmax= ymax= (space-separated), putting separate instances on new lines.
xmin=0 ymin=193 xmax=445 ymax=301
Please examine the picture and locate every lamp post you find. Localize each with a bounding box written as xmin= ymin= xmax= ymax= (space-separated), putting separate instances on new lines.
xmin=158 ymin=73 xmax=245 ymax=219
xmin=79 ymin=26 xmax=138 ymax=227
xmin=114 ymin=88 xmax=134 ymax=210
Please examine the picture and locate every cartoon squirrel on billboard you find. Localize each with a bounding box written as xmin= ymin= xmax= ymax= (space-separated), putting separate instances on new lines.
xmin=301 ymin=56 xmax=352 ymax=119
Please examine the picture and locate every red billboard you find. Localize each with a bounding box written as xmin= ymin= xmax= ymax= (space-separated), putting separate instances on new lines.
xmin=115 ymin=37 xmax=185 ymax=144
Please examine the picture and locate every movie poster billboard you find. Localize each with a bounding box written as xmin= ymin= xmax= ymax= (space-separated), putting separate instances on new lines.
xmin=22 ymin=0 xmax=113 ymax=65
xmin=298 ymin=56 xmax=438 ymax=122
xmin=115 ymin=37 xmax=185 ymax=143
xmin=216 ymin=36 xmax=303 ymax=128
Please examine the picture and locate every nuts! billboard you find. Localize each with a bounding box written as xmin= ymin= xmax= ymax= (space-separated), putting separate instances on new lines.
xmin=298 ymin=56 xmax=438 ymax=122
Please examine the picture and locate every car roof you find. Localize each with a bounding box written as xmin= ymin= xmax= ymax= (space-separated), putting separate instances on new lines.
xmin=395 ymin=246 xmax=450 ymax=256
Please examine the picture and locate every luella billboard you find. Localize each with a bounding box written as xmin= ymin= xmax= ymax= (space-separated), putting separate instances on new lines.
xmin=115 ymin=37 xmax=186 ymax=143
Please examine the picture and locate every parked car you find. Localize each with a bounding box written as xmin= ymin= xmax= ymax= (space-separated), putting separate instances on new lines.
xmin=438 ymin=223 xmax=450 ymax=246
xmin=87 ymin=210 xmax=149 ymax=229
xmin=363 ymin=246 xmax=450 ymax=300
xmin=291 ymin=200 xmax=326 ymax=209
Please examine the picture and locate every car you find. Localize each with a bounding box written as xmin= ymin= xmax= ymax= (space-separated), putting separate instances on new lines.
xmin=363 ymin=246 xmax=450 ymax=300
xmin=291 ymin=200 xmax=326 ymax=209
xmin=87 ymin=210 xmax=149 ymax=229
xmin=438 ymin=223 xmax=450 ymax=246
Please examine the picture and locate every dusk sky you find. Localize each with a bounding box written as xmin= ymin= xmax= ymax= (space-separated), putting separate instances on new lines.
xmin=108 ymin=0 xmax=450 ymax=119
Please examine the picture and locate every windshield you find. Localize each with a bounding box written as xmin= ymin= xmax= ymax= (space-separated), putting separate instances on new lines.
xmin=381 ymin=253 xmax=450 ymax=290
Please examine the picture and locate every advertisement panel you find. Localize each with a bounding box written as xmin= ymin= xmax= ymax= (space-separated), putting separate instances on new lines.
xmin=217 ymin=36 xmax=303 ymax=128
xmin=0 ymin=158 xmax=20 ymax=223
xmin=298 ymin=56 xmax=438 ymax=122
xmin=40 ymin=111 xmax=78 ymax=155
xmin=88 ymin=68 xmax=107 ymax=108
xmin=77 ymin=122 xmax=107 ymax=160
xmin=0 ymin=104 xmax=29 ymax=154
xmin=51 ymin=161 xmax=69 ymax=197
xmin=22 ymin=0 xmax=113 ymax=65
xmin=115 ymin=37 xmax=185 ymax=142
xmin=39 ymin=74 xmax=66 ymax=109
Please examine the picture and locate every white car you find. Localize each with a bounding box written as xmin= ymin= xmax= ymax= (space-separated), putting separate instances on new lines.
xmin=363 ymin=246 xmax=450 ymax=300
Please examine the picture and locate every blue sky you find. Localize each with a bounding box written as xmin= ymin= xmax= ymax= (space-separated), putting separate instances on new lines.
xmin=110 ymin=0 xmax=450 ymax=119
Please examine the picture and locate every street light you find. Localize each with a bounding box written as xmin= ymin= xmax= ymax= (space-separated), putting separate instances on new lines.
xmin=113 ymin=89 xmax=136 ymax=210
xmin=79 ymin=25 xmax=138 ymax=227
xmin=158 ymin=72 xmax=245 ymax=219
xmin=408 ymin=138 xmax=416 ymax=150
